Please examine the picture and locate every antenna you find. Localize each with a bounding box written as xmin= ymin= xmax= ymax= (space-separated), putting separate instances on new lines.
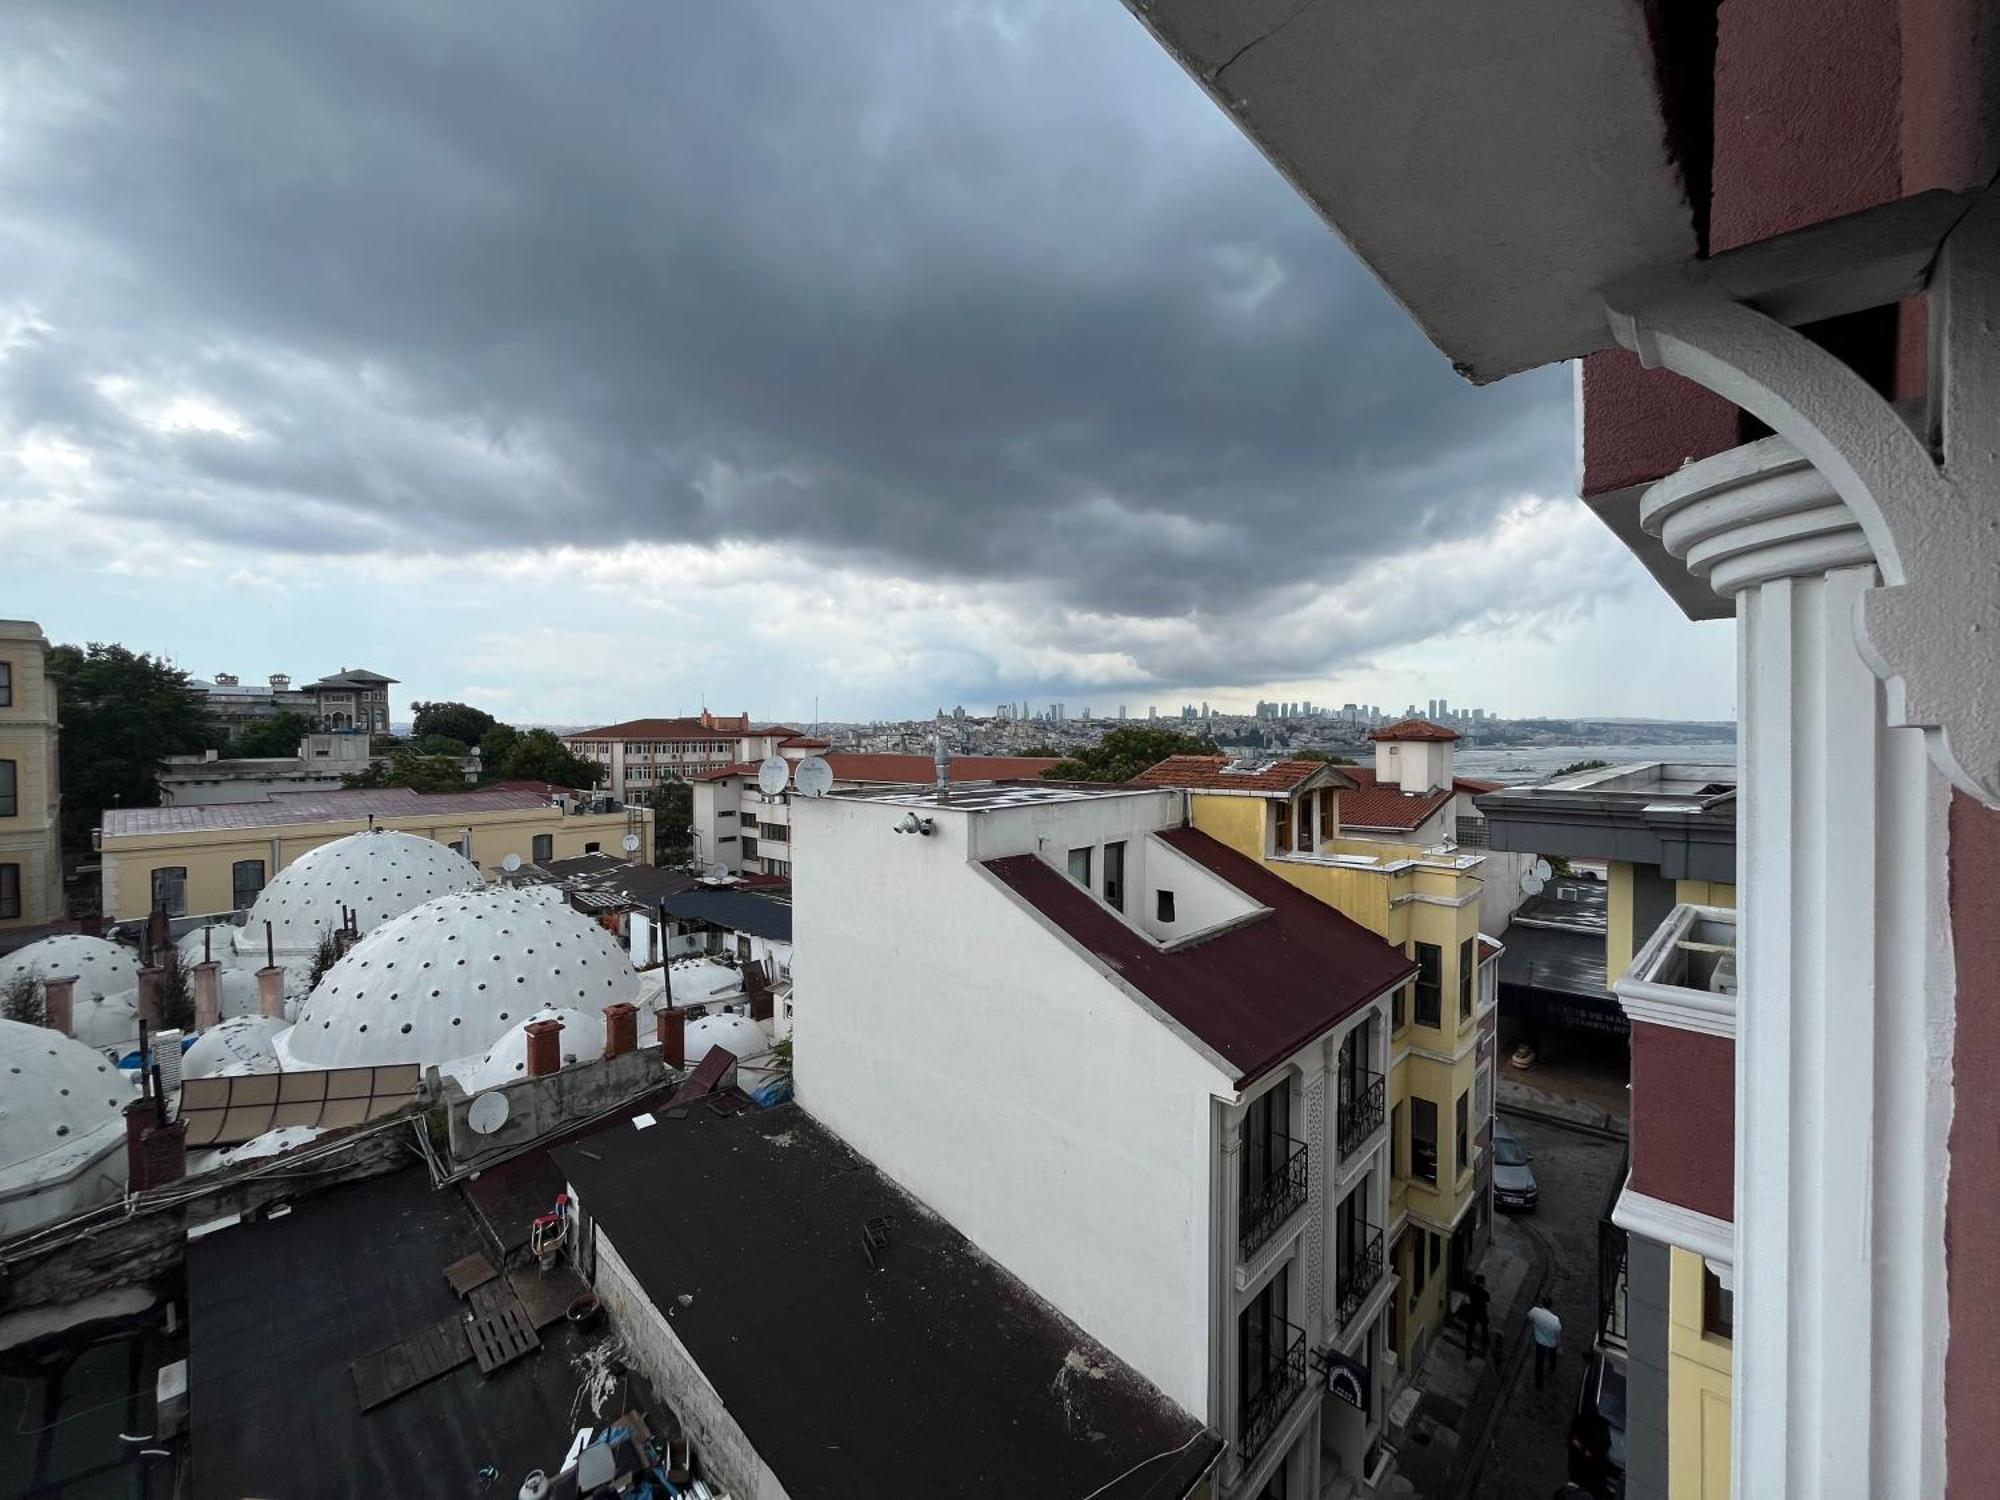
xmin=756 ymin=756 xmax=790 ymax=797
xmin=795 ymin=756 xmax=833 ymax=798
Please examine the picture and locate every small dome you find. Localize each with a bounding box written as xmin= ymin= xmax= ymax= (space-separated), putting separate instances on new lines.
xmin=455 ymin=1005 xmax=607 ymax=1092
xmin=72 ymin=986 xmax=141 ymax=1054
xmin=236 ymin=829 xmax=484 ymax=961
xmin=2 ymin=934 xmax=140 ymax=1004
xmin=286 ymin=885 xmax=642 ymax=1072
xmin=685 ymin=1012 xmax=770 ymax=1068
xmin=663 ymin=958 xmax=746 ymax=1008
xmin=0 ymin=1017 xmax=132 ymax=1235
xmin=177 ymin=923 xmax=250 ymax=968
xmin=184 ymin=1016 xmax=290 ymax=1079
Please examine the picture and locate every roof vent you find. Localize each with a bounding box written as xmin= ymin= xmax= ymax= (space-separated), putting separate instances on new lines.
xmin=1221 ymin=757 xmax=1276 ymax=776
xmin=862 ymin=1215 xmax=892 ymax=1269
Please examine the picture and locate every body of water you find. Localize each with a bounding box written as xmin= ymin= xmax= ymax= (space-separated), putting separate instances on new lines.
xmin=1451 ymin=741 xmax=1736 ymax=787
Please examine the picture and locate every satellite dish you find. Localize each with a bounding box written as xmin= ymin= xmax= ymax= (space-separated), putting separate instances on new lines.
xmin=622 ymin=833 xmax=641 ymax=852
xmin=795 ymin=756 xmax=834 ymax=798
xmin=1533 ymin=858 xmax=1553 ymax=883
xmin=501 ymin=853 xmax=522 ymax=873
xmin=756 ymin=756 xmax=790 ymax=797
xmin=1521 ymin=866 xmax=1547 ymax=896
xmin=705 ymin=862 xmax=730 ymax=882
xmin=467 ymin=1090 xmax=511 ymax=1135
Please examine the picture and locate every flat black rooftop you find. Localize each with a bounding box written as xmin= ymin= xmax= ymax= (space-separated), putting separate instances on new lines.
xmin=187 ymin=1168 xmax=603 ymax=1500
xmin=554 ymin=1103 xmax=1219 ymax=1499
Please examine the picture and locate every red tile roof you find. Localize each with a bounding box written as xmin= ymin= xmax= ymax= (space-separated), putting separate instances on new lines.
xmin=1479 ymin=937 xmax=1503 ymax=964
xmin=984 ymin=827 xmax=1416 ymax=1086
xmin=1368 ymin=717 xmax=1462 ymax=742
xmin=689 ymin=761 xmax=761 ymax=783
xmin=564 ymin=718 xmax=747 ymax=742
xmin=1330 ymin=767 xmax=1492 ymax=831
xmin=780 ymin=736 xmax=831 ymax=749
xmin=1133 ymin=755 xmax=1356 ymax=794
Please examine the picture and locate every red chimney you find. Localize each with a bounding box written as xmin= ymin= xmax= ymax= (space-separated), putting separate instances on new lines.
xmin=603 ymin=1002 xmax=638 ymax=1060
xmin=656 ymin=1007 xmax=686 ymax=1069
xmin=135 ymin=967 xmax=163 ymax=1031
xmin=43 ymin=975 xmax=76 ymax=1037
xmin=123 ymin=1098 xmax=154 ymax=1190
xmin=524 ymin=1018 xmax=563 ymax=1077
xmin=193 ymin=961 xmax=222 ymax=1031
xmin=140 ymin=1120 xmax=188 ymax=1188
xmin=256 ymin=966 xmax=286 ymax=1019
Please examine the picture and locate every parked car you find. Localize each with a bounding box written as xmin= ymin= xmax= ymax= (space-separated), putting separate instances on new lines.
xmin=1572 ymin=1342 xmax=1628 ymax=1496
xmin=1493 ymin=1121 xmax=1539 ymax=1211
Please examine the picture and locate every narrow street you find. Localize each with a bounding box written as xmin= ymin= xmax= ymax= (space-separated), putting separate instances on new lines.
xmin=1467 ymin=1113 xmax=1627 ymax=1499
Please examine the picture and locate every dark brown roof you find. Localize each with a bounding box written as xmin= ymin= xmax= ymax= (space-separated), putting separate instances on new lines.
xmin=1133 ymin=755 xmax=1356 ymax=794
xmin=1368 ymin=717 xmax=1462 ymax=742
xmin=562 ymin=717 xmax=744 ymax=741
xmin=984 ymin=827 xmax=1415 ymax=1086
xmin=1334 ymin=767 xmax=1492 ymax=831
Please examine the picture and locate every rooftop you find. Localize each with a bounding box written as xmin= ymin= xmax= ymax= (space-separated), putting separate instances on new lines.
xmin=656 ymin=886 xmax=792 ymax=944
xmin=101 ymin=786 xmax=617 ymax=838
xmin=985 ymin=826 xmax=1416 ymax=1085
xmin=553 ymin=1103 xmax=1219 ymax=1500
xmin=1134 ymin=754 xmax=1355 ymax=795
xmin=1476 ymin=762 xmax=1737 ymax=882
xmin=563 ymin=716 xmax=751 ymax=741
xmin=832 ymin=779 xmax=1159 ymax=812
xmin=1369 ymin=717 xmax=1462 ymax=742
xmin=1335 ymin=767 xmax=1498 ymax=832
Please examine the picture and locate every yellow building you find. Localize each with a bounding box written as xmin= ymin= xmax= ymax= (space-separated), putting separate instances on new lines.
xmin=99 ymin=786 xmax=653 ymax=921
xmin=0 ymin=621 xmax=65 ymax=937
xmin=1139 ymin=719 xmax=1504 ymax=1376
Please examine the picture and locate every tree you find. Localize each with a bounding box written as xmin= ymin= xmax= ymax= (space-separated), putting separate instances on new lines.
xmin=1294 ymin=749 xmax=1360 ymax=764
xmin=342 ymin=750 xmax=468 ymax=794
xmin=305 ymin=930 xmax=343 ymax=993
xmin=1043 ymin=726 xmax=1220 ymax=783
xmin=492 ymin=729 xmax=603 ymax=789
xmin=155 ymin=946 xmax=196 ymax=1033
xmin=412 ymin=733 xmax=471 ymax=757
xmin=46 ymin=643 xmax=213 ymax=843
xmin=2 ymin=974 xmax=46 ymax=1027
xmin=412 ymin=701 xmax=500 ymax=747
xmin=1555 ymin=758 xmax=1613 ymax=777
xmin=478 ymin=723 xmax=520 ymax=769
xmin=645 ymin=781 xmax=693 ymax=865
xmin=230 ymin=711 xmax=316 ymax=759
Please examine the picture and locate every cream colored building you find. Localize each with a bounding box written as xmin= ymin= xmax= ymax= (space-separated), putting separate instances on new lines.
xmin=99 ymin=786 xmax=652 ymax=921
xmin=0 ymin=621 xmax=64 ymax=937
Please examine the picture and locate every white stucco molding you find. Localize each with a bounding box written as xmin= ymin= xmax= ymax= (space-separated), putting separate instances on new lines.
xmin=1612 ymin=1183 xmax=1733 ymax=1273
xmin=1603 ymin=185 xmax=2000 ymax=807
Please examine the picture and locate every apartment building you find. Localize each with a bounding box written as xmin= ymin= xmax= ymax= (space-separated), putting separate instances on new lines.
xmin=0 ymin=621 xmax=64 ymax=939
xmin=1137 ymin=722 xmax=1505 ymax=1384
xmin=192 ymin=667 xmax=397 ymax=733
xmin=560 ymin=711 xmax=808 ymax=799
xmin=791 ymin=780 xmax=1415 ymax=1498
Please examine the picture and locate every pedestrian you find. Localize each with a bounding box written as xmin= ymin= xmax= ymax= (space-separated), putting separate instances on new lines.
xmin=1464 ymin=1273 xmax=1492 ymax=1351
xmin=1529 ymin=1299 xmax=1562 ymax=1390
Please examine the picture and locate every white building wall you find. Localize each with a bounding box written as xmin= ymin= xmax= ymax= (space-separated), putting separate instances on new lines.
xmin=792 ymin=792 xmax=1229 ymax=1416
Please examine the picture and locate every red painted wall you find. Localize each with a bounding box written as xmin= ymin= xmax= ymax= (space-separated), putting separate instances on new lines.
xmin=1947 ymin=794 xmax=2000 ymax=1499
xmin=1627 ymin=1022 xmax=1734 ymax=1223
xmin=1580 ymin=351 xmax=1740 ymax=499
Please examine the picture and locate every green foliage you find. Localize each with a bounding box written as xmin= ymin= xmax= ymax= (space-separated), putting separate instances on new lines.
xmin=1293 ymin=750 xmax=1359 ymax=764
xmin=2 ymin=974 xmax=46 ymax=1027
xmin=412 ymin=700 xmax=500 ymax=747
xmin=1014 ymin=744 xmax=1062 ymax=757
xmin=491 ymin=728 xmax=603 ymax=789
xmin=1555 ymin=759 xmax=1613 ymax=777
xmin=155 ymin=946 xmax=196 ymax=1033
xmin=412 ymin=733 xmax=470 ymax=757
xmin=46 ymin=642 xmax=213 ymax=843
xmin=645 ymin=780 xmax=694 ymax=864
xmin=306 ymin=929 xmax=343 ymax=992
xmin=342 ymin=750 xmax=469 ymax=794
xmin=478 ymin=723 xmax=521 ymax=768
xmin=1042 ymin=726 xmax=1220 ymax=783
xmin=230 ymin=711 xmax=317 ymax=759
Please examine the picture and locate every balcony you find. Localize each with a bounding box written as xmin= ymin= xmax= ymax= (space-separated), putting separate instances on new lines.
xmin=1239 ymin=1137 xmax=1309 ymax=1259
xmin=1239 ymin=1320 xmax=1308 ymax=1464
xmin=1335 ymin=1224 xmax=1386 ymax=1330
xmin=1337 ymin=1071 xmax=1386 ymax=1159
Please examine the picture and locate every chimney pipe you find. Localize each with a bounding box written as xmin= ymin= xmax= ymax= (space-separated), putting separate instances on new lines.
xmin=139 ymin=1118 xmax=188 ymax=1190
xmin=524 ymin=1018 xmax=563 ymax=1077
xmin=603 ymin=1002 xmax=638 ymax=1060
xmin=257 ymin=965 xmax=286 ymax=1018
xmin=135 ymin=966 xmax=164 ymax=1032
xmin=265 ymin=920 xmax=276 ymax=971
xmin=192 ymin=962 xmax=221 ymax=1031
xmin=656 ymin=1007 xmax=686 ymax=1069
xmin=43 ymin=975 xmax=76 ymax=1037
xmin=124 ymin=1099 xmax=155 ymax=1192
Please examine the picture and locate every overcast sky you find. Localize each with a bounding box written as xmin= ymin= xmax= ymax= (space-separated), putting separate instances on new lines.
xmin=0 ymin=0 xmax=1732 ymax=726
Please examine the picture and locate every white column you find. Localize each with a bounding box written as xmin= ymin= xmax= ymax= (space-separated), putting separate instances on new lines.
xmin=1645 ymin=438 xmax=1954 ymax=1500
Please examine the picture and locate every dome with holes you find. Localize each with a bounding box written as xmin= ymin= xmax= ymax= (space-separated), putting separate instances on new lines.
xmin=183 ymin=1016 xmax=290 ymax=1079
xmin=2 ymin=934 xmax=141 ymax=1007
xmin=282 ymin=885 xmax=642 ymax=1073
xmin=0 ymin=1017 xmax=132 ymax=1236
xmin=235 ymin=829 xmax=484 ymax=963
xmin=455 ymin=1005 xmax=608 ymax=1092
xmin=685 ymin=1011 xmax=772 ymax=1069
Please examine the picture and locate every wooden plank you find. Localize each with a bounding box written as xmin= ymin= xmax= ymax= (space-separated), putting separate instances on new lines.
xmin=466 ymin=1301 xmax=540 ymax=1376
xmin=348 ymin=1317 xmax=472 ymax=1411
xmin=443 ymin=1251 xmax=498 ymax=1298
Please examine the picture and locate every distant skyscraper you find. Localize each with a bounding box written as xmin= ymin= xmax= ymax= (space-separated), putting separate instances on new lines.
xmin=1118 ymin=705 xmax=1128 ymax=720
xmin=1148 ymin=705 xmax=1158 ymax=720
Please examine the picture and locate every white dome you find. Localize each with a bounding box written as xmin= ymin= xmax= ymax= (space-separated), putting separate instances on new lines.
xmin=73 ymin=987 xmax=141 ymax=1054
xmin=685 ymin=1012 xmax=771 ymax=1068
xmin=2 ymin=934 xmax=141 ymax=1004
xmin=286 ymin=885 xmax=643 ymax=1072
xmin=663 ymin=958 xmax=746 ymax=1008
xmin=184 ymin=1016 xmax=290 ymax=1079
xmin=0 ymin=1018 xmax=132 ymax=1236
xmin=455 ymin=1005 xmax=608 ymax=1092
xmin=236 ymin=830 xmax=484 ymax=960
xmin=177 ymin=923 xmax=252 ymax=968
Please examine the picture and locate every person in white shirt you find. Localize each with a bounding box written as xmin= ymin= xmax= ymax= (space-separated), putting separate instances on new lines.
xmin=1529 ymin=1301 xmax=1563 ymax=1390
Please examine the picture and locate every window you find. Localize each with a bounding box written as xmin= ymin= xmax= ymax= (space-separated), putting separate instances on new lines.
xmin=0 ymin=759 xmax=14 ymax=818
xmin=532 ymin=834 xmax=553 ymax=863
xmin=1455 ymin=1089 xmax=1470 ymax=1179
xmin=742 ymin=837 xmax=758 ymax=859
xmin=1237 ymin=1272 xmax=1291 ymax=1430
xmin=1295 ymin=794 xmax=1314 ymax=853
xmin=1459 ymin=936 xmax=1476 ymax=1020
xmin=1414 ymin=943 xmax=1443 ymax=1028
xmin=1410 ymin=1097 xmax=1438 ymax=1183
xmin=1393 ymin=983 xmax=1407 ymax=1033
xmin=0 ymin=862 xmax=18 ymax=919
xmin=1391 ymin=1100 xmax=1405 ymax=1179
xmin=717 ymin=809 xmax=737 ymax=820
xmin=1274 ymin=799 xmax=1292 ymax=852
xmin=231 ymin=859 xmax=265 ymax=911
xmin=584 ymin=841 xmax=601 ymax=854
xmin=1703 ymin=1268 xmax=1734 ymax=1341
xmin=151 ymin=866 xmax=188 ymax=918
xmin=1156 ymin=889 xmax=1176 ymax=923
xmin=1066 ymin=846 xmax=1092 ymax=887
xmin=1102 ymin=841 xmax=1125 ymax=911
xmin=0 ymin=660 xmax=11 ymax=707
xmin=760 ymin=824 xmax=789 ymax=844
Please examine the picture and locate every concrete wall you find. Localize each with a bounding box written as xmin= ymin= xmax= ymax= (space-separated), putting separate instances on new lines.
xmin=1625 ymin=1233 xmax=1673 ymax=1500
xmin=1667 ymin=1245 xmax=1732 ymax=1499
xmin=791 ymin=791 xmax=1227 ymax=1416
xmin=440 ymin=1047 xmax=668 ymax=1169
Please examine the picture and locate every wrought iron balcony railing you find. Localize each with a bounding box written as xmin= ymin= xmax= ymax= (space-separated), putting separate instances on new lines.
xmin=1337 ymin=1071 xmax=1386 ymax=1158
xmin=1335 ymin=1224 xmax=1386 ymax=1329
xmin=1239 ymin=1137 xmax=1309 ymax=1258
xmin=1238 ymin=1320 xmax=1308 ymax=1464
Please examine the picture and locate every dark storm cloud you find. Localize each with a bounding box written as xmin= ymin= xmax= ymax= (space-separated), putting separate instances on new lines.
xmin=0 ymin=0 xmax=1572 ymax=648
